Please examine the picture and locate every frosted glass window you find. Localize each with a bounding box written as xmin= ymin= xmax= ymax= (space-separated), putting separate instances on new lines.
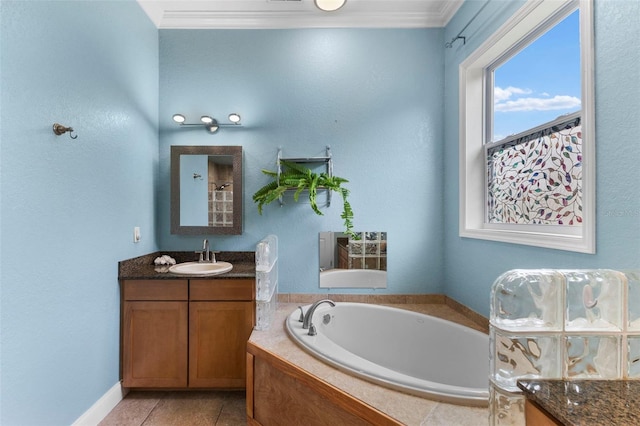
xmin=486 ymin=114 xmax=582 ymax=225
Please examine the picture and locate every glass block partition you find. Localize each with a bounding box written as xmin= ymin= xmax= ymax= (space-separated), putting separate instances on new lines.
xmin=209 ymin=190 xmax=234 ymax=227
xmin=489 ymin=269 xmax=640 ymax=426
xmin=348 ymin=231 xmax=387 ymax=270
xmin=255 ymin=235 xmax=278 ymax=331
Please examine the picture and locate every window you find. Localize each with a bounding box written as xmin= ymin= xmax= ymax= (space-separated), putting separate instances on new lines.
xmin=459 ymin=0 xmax=595 ymax=253
xmin=488 ymin=9 xmax=581 ymax=143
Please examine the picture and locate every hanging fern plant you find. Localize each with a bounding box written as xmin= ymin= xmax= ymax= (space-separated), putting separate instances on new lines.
xmin=252 ymin=160 xmax=355 ymax=238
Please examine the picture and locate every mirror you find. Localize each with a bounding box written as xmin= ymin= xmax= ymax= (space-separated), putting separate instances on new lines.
xmin=171 ymin=146 xmax=242 ymax=235
xmin=319 ymin=231 xmax=387 ymax=288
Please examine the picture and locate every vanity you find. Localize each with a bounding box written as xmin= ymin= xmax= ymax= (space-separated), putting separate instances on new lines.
xmin=116 ymin=145 xmax=253 ymax=389
xmin=118 ymin=251 xmax=255 ymax=389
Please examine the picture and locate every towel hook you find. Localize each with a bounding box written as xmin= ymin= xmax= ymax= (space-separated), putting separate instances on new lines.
xmin=52 ymin=123 xmax=77 ymax=139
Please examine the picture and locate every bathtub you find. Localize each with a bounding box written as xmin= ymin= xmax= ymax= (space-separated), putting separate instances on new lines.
xmin=319 ymin=268 xmax=387 ymax=288
xmin=286 ymin=302 xmax=489 ymax=406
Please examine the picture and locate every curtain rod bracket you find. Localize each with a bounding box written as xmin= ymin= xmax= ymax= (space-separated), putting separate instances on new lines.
xmin=445 ymin=36 xmax=466 ymax=48
xmin=445 ymin=0 xmax=490 ymax=48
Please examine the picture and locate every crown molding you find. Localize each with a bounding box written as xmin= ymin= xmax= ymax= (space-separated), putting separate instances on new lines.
xmin=137 ymin=1 xmax=463 ymax=29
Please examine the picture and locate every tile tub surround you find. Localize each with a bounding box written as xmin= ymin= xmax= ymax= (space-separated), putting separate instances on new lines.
xmin=518 ymin=380 xmax=640 ymax=426
xmin=248 ymin=301 xmax=489 ymax=425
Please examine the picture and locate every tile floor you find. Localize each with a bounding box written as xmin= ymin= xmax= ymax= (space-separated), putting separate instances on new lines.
xmin=99 ymin=390 xmax=246 ymax=426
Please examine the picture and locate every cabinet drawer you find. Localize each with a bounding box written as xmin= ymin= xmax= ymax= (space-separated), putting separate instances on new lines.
xmin=190 ymin=279 xmax=254 ymax=301
xmin=123 ymin=280 xmax=188 ymax=301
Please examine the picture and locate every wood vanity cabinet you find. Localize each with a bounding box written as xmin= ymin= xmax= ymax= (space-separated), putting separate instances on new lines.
xmin=189 ymin=280 xmax=254 ymax=388
xmin=121 ymin=278 xmax=254 ymax=389
xmin=524 ymin=400 xmax=562 ymax=426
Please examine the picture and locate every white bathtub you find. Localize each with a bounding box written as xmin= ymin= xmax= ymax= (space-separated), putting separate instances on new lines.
xmin=286 ymin=302 xmax=489 ymax=406
xmin=319 ymin=268 xmax=387 ymax=288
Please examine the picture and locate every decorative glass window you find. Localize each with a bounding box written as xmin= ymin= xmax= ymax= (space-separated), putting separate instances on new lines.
xmin=458 ymin=0 xmax=595 ymax=253
xmin=486 ymin=112 xmax=582 ymax=225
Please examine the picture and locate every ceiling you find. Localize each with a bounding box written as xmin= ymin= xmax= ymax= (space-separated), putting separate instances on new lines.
xmin=137 ymin=0 xmax=463 ymax=29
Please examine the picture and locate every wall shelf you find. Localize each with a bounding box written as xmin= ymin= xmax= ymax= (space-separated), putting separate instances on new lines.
xmin=277 ymin=146 xmax=333 ymax=207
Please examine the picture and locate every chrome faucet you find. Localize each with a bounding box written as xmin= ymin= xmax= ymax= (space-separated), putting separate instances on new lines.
xmin=302 ymin=299 xmax=335 ymax=336
xmin=198 ymin=239 xmax=215 ymax=263
xmin=203 ymin=239 xmax=210 ymax=262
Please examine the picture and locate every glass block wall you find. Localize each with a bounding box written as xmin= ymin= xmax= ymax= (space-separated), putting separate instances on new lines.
xmin=209 ymin=190 xmax=233 ymax=227
xmin=348 ymin=231 xmax=387 ymax=270
xmin=255 ymin=235 xmax=278 ymax=331
xmin=489 ymin=269 xmax=640 ymax=425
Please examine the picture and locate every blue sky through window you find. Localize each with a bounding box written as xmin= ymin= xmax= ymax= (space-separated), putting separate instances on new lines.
xmin=493 ymin=9 xmax=581 ymax=141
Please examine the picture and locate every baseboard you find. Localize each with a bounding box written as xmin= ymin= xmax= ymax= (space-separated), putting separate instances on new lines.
xmin=72 ymin=381 xmax=128 ymax=426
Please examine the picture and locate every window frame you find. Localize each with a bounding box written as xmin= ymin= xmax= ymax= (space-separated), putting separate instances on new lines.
xmin=458 ymin=0 xmax=595 ymax=253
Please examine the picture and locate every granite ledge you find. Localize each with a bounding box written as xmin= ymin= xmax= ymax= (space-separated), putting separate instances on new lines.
xmin=118 ymin=251 xmax=255 ymax=280
xmin=518 ymin=379 xmax=640 ymax=426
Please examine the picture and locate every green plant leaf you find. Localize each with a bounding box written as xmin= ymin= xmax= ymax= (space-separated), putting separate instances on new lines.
xmin=252 ymin=160 xmax=355 ymax=236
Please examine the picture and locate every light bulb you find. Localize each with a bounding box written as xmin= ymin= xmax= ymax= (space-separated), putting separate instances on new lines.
xmin=228 ymin=113 xmax=241 ymax=124
xmin=200 ymin=116 xmax=214 ymax=124
xmin=315 ymin=0 xmax=346 ymax=12
xmin=172 ymin=114 xmax=186 ymax=124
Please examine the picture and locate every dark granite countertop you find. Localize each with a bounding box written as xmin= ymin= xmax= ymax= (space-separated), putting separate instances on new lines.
xmin=118 ymin=251 xmax=255 ymax=280
xmin=518 ymin=380 xmax=640 ymax=425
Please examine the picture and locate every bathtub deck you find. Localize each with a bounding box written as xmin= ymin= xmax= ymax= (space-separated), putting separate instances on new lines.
xmin=248 ymin=300 xmax=488 ymax=426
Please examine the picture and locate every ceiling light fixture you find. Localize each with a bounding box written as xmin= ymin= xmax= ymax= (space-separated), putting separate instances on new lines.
xmin=315 ymin=0 xmax=346 ymax=12
xmin=172 ymin=113 xmax=242 ymax=134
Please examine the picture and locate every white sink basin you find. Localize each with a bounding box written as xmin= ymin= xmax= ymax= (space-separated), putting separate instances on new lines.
xmin=168 ymin=261 xmax=233 ymax=276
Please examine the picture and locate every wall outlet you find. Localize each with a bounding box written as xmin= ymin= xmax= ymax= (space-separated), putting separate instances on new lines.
xmin=133 ymin=227 xmax=141 ymax=243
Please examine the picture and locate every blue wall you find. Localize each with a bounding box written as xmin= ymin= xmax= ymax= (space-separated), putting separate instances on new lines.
xmin=1 ymin=0 xmax=638 ymax=423
xmin=442 ymin=0 xmax=640 ymax=317
xmin=158 ymin=28 xmax=447 ymax=295
xmin=0 ymin=1 xmax=158 ymax=424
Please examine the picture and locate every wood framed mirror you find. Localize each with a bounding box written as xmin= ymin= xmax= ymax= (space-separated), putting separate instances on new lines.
xmin=171 ymin=145 xmax=242 ymax=235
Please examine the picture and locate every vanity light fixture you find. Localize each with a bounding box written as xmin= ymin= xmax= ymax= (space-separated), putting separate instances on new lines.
xmin=171 ymin=113 xmax=242 ymax=134
xmin=172 ymin=114 xmax=186 ymax=124
xmin=315 ymin=0 xmax=346 ymax=12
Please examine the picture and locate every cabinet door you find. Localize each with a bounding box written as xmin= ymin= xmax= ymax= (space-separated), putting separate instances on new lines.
xmin=122 ymin=301 xmax=188 ymax=388
xmin=189 ymin=301 xmax=254 ymax=388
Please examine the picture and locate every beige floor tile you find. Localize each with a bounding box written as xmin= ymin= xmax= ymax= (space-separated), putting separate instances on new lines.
xmin=141 ymin=392 xmax=225 ymax=426
xmin=98 ymin=391 xmax=163 ymax=426
xmin=215 ymin=392 xmax=247 ymax=425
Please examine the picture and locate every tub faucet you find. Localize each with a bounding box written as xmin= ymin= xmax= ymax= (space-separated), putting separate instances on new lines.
xmin=302 ymin=299 xmax=335 ymax=336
